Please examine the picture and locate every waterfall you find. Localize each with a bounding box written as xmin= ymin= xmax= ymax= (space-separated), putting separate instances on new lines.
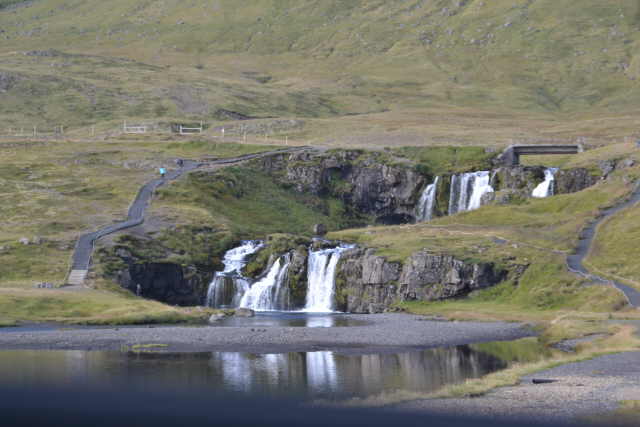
xmin=416 ymin=177 xmax=439 ymax=222
xmin=532 ymin=168 xmax=558 ymax=198
xmin=303 ymin=246 xmax=350 ymax=313
xmin=239 ymin=254 xmax=291 ymax=311
xmin=467 ymin=171 xmax=494 ymax=210
xmin=448 ymin=171 xmax=494 ymax=215
xmin=206 ymin=241 xmax=263 ymax=308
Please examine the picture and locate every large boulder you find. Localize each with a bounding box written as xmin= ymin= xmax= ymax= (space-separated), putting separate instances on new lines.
xmin=0 ymin=72 xmax=18 ymax=93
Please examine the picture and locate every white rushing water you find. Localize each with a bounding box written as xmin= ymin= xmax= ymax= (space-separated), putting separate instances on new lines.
xmin=416 ymin=177 xmax=439 ymax=222
xmin=448 ymin=171 xmax=494 ymax=215
xmin=206 ymin=241 xmax=263 ymax=308
xmin=304 ymin=246 xmax=350 ymax=313
xmin=532 ymin=168 xmax=558 ymax=198
xmin=239 ymin=255 xmax=291 ymax=311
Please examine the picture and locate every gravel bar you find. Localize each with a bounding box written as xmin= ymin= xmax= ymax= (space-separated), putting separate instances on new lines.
xmin=393 ymin=351 xmax=640 ymax=425
xmin=0 ymin=314 xmax=533 ymax=354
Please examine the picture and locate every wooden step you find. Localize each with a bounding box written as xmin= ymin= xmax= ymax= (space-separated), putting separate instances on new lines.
xmin=67 ymin=269 xmax=88 ymax=286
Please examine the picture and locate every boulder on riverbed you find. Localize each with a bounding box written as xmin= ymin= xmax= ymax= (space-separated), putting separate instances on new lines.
xmin=208 ymin=313 xmax=226 ymax=324
xmin=235 ymin=308 xmax=255 ymax=317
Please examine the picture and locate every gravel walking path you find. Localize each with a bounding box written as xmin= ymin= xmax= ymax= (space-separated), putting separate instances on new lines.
xmin=69 ymin=147 xmax=309 ymax=272
xmin=567 ymin=184 xmax=640 ymax=308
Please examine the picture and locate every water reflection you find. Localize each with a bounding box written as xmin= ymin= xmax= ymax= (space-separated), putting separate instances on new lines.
xmin=215 ymin=313 xmax=366 ymax=328
xmin=0 ymin=345 xmax=506 ymax=399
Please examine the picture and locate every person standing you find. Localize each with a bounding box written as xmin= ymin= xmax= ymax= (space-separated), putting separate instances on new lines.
xmin=159 ymin=167 xmax=166 ymax=179
xmin=136 ymin=284 xmax=142 ymax=297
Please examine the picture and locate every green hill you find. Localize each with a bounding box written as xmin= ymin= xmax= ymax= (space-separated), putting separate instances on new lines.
xmin=2 ymin=0 xmax=640 ymax=144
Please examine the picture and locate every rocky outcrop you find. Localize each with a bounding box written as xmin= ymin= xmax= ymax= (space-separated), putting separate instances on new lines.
xmin=0 ymin=72 xmax=19 ymax=93
xmin=254 ymin=150 xmax=427 ymax=224
xmin=554 ymin=169 xmax=599 ymax=194
xmin=492 ymin=165 xmax=598 ymax=197
xmin=336 ymin=248 xmax=514 ymax=313
xmin=336 ymin=249 xmax=403 ymax=313
xmin=111 ymin=249 xmax=212 ymax=306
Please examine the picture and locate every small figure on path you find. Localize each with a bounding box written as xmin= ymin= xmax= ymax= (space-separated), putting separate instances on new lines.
xmin=136 ymin=284 xmax=142 ymax=297
xmin=159 ymin=167 xmax=166 ymax=179
xmin=176 ymin=158 xmax=184 ymax=168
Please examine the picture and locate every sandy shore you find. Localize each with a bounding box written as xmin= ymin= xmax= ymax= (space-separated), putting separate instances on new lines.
xmin=393 ymin=351 xmax=640 ymax=425
xmin=0 ymin=313 xmax=532 ymax=353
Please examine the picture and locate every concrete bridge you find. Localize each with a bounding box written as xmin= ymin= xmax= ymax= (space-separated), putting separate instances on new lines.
xmin=497 ymin=144 xmax=583 ymax=166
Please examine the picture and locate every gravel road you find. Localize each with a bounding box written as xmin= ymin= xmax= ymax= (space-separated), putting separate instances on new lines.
xmin=0 ymin=314 xmax=533 ymax=354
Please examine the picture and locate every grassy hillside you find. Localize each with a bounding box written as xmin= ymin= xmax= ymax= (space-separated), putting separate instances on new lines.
xmin=331 ymin=143 xmax=640 ymax=315
xmin=2 ymin=1 xmax=640 ymax=145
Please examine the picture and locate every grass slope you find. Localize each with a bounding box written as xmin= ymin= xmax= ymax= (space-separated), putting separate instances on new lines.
xmin=2 ymin=1 xmax=640 ymax=145
xmin=0 ymin=139 xmax=279 ymax=322
xmin=331 ymin=143 xmax=640 ymax=315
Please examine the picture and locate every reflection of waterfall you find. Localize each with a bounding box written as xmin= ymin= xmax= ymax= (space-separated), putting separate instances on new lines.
xmin=306 ymin=352 xmax=338 ymax=391
xmin=206 ymin=241 xmax=263 ymax=308
xmin=448 ymin=171 xmax=494 ymax=215
xmin=239 ymin=255 xmax=291 ymax=311
xmin=532 ymin=168 xmax=558 ymax=198
xmin=416 ymin=177 xmax=439 ymax=222
xmin=304 ymin=246 xmax=350 ymax=313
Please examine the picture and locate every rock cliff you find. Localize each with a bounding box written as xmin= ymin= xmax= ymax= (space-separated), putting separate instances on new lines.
xmin=254 ymin=150 xmax=427 ymax=224
xmin=336 ymin=248 xmax=515 ymax=313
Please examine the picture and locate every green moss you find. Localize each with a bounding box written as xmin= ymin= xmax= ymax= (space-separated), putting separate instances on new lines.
xmin=158 ymin=166 xmax=366 ymax=238
xmin=392 ymin=147 xmax=496 ymax=176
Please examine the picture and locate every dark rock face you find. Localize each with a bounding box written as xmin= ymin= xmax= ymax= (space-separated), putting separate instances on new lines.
xmin=104 ymin=246 xmax=213 ymax=306
xmin=554 ymin=169 xmax=599 ymax=194
xmin=254 ymin=150 xmax=426 ymax=224
xmin=286 ymin=246 xmax=309 ymax=308
xmin=493 ymin=166 xmax=546 ymax=194
xmin=336 ymin=248 xmax=512 ymax=313
xmin=400 ymin=251 xmax=507 ymax=300
xmin=493 ymin=166 xmax=597 ymax=196
xmin=0 ymin=72 xmax=19 ymax=93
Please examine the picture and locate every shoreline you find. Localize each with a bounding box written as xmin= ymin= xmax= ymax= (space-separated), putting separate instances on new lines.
xmin=0 ymin=313 xmax=534 ymax=354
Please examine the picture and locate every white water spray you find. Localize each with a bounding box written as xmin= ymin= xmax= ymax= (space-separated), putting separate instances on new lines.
xmin=532 ymin=168 xmax=558 ymax=198
xmin=206 ymin=241 xmax=263 ymax=308
xmin=239 ymin=255 xmax=291 ymax=311
xmin=448 ymin=171 xmax=494 ymax=214
xmin=304 ymin=246 xmax=350 ymax=313
xmin=416 ymin=177 xmax=439 ymax=222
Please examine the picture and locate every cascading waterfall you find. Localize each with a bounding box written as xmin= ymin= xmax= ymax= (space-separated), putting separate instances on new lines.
xmin=416 ymin=177 xmax=439 ymax=222
xmin=448 ymin=171 xmax=494 ymax=215
xmin=206 ymin=241 xmax=263 ymax=308
xmin=239 ymin=254 xmax=292 ymax=311
xmin=532 ymin=168 xmax=558 ymax=198
xmin=304 ymin=246 xmax=350 ymax=313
